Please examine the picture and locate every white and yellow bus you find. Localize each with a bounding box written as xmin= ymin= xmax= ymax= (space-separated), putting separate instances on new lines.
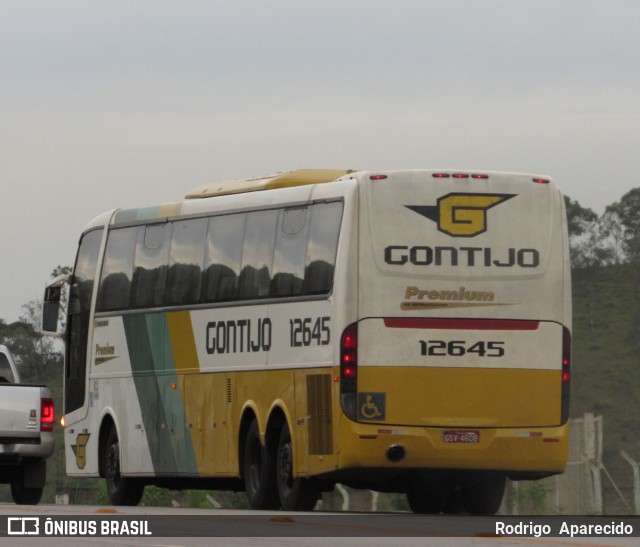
xmin=43 ymin=169 xmax=571 ymax=514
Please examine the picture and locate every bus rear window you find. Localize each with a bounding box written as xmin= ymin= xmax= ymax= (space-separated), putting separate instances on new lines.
xmin=303 ymin=202 xmax=343 ymax=295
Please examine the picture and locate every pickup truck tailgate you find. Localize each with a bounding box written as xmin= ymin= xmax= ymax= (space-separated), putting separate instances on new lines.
xmin=0 ymin=385 xmax=43 ymax=440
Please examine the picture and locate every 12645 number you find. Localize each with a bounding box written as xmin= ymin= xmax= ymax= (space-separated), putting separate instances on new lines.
xmin=290 ymin=317 xmax=330 ymax=347
xmin=419 ymin=340 xmax=505 ymax=357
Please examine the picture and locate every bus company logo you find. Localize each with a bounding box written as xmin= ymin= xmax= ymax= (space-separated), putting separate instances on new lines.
xmin=405 ymin=193 xmax=516 ymax=237
xmin=71 ymin=433 xmax=91 ymax=470
xmin=95 ymin=344 xmax=117 ymax=366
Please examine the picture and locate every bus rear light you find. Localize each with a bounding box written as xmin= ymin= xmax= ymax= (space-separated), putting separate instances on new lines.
xmin=533 ymin=178 xmax=550 ymax=184
xmin=41 ymin=397 xmax=55 ymax=432
xmin=370 ymin=174 xmax=388 ymax=180
xmin=433 ymin=173 xmax=490 ymax=180
xmin=561 ymin=327 xmax=571 ymax=424
xmin=340 ymin=323 xmax=357 ymax=377
xmin=340 ymin=323 xmax=358 ymax=420
xmin=342 ymin=328 xmax=357 ymax=350
xmin=342 ymin=365 xmax=356 ymax=379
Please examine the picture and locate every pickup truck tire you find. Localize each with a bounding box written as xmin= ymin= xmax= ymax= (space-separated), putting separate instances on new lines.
xmin=11 ymin=460 xmax=45 ymax=505
xmin=11 ymin=480 xmax=43 ymax=505
xmin=104 ymin=426 xmax=144 ymax=506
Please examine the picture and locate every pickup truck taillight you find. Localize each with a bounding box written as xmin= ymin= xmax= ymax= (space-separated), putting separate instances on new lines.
xmin=41 ymin=397 xmax=55 ymax=432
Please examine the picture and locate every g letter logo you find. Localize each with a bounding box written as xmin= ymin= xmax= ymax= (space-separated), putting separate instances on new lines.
xmin=71 ymin=433 xmax=91 ymax=470
xmin=406 ymin=193 xmax=516 ymax=237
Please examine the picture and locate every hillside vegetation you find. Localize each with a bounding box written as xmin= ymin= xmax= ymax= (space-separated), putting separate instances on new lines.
xmin=571 ymin=264 xmax=640 ymax=481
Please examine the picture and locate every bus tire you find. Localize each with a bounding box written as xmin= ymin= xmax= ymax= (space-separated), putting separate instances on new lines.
xmin=104 ymin=426 xmax=144 ymax=506
xmin=461 ymin=472 xmax=506 ymax=515
xmin=276 ymin=425 xmax=319 ymax=511
xmin=243 ymin=419 xmax=279 ymax=509
xmin=406 ymin=472 xmax=448 ymax=514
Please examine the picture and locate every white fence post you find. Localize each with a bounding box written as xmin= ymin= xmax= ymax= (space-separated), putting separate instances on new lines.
xmin=621 ymin=451 xmax=640 ymax=515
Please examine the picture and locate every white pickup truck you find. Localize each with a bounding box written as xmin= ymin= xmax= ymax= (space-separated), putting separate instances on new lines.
xmin=0 ymin=344 xmax=55 ymax=504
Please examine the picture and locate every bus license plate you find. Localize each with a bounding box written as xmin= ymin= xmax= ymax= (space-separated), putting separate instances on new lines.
xmin=443 ymin=430 xmax=480 ymax=443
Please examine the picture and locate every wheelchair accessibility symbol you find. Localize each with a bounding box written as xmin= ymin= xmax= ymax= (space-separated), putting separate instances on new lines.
xmin=357 ymin=392 xmax=386 ymax=421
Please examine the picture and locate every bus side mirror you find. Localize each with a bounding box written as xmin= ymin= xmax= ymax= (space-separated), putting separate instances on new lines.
xmin=42 ymin=275 xmax=69 ymax=337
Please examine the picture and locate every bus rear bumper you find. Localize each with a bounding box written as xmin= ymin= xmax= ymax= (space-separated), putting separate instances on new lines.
xmin=337 ymin=416 xmax=569 ymax=475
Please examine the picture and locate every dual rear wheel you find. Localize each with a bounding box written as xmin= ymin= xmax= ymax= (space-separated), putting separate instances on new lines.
xmin=101 ymin=420 xmax=317 ymax=509
xmin=243 ymin=419 xmax=319 ymax=511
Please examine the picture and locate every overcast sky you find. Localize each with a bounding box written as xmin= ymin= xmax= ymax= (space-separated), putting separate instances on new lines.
xmin=1 ymin=0 xmax=639 ymax=323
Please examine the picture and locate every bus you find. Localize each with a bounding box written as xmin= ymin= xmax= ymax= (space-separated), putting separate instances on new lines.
xmin=43 ymin=168 xmax=571 ymax=514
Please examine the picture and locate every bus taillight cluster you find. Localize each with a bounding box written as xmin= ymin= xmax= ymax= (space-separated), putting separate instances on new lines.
xmin=340 ymin=323 xmax=358 ymax=420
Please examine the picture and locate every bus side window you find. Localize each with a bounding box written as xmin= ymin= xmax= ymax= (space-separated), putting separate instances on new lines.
xmin=238 ymin=210 xmax=278 ymax=300
xmin=97 ymin=227 xmax=137 ymax=312
xmin=203 ymin=214 xmax=246 ymax=302
xmin=131 ymin=224 xmax=172 ymax=308
xmin=166 ymin=218 xmax=208 ymax=306
xmin=271 ymin=207 xmax=309 ymax=297
xmin=303 ymin=202 xmax=343 ymax=295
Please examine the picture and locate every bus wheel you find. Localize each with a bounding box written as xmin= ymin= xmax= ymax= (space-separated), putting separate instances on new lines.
xmin=104 ymin=426 xmax=144 ymax=506
xmin=461 ymin=472 xmax=506 ymax=515
xmin=276 ymin=425 xmax=319 ymax=511
xmin=406 ymin=472 xmax=448 ymax=514
xmin=243 ymin=419 xmax=279 ymax=509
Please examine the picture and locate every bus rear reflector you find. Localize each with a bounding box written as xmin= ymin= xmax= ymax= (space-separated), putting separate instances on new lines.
xmin=340 ymin=323 xmax=358 ymax=420
xmin=383 ymin=318 xmax=539 ymax=331
xmin=561 ymin=327 xmax=571 ymax=424
xmin=41 ymin=397 xmax=55 ymax=432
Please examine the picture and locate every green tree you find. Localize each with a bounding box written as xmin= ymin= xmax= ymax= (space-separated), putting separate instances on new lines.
xmin=565 ymin=196 xmax=598 ymax=237
xmin=0 ymin=319 xmax=58 ymax=383
xmin=600 ymin=207 xmax=626 ymax=264
xmin=564 ymin=196 xmax=612 ymax=269
xmin=606 ymin=188 xmax=640 ymax=264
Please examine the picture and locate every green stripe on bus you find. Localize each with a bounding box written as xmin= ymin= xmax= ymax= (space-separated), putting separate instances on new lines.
xmin=160 ymin=313 xmax=198 ymax=474
xmin=123 ymin=312 xmax=200 ymax=475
